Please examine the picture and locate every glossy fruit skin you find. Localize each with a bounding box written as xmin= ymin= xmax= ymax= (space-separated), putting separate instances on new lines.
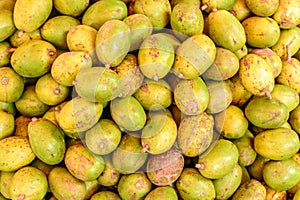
xmin=0 ymin=10 xmax=16 ymax=42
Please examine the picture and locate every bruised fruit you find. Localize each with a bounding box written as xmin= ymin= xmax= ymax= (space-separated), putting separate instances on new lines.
xmin=144 ymin=186 xmax=178 ymax=200
xmin=272 ymin=0 xmax=300 ymax=29
xmin=91 ymin=191 xmax=121 ymax=200
xmin=232 ymin=179 xmax=266 ymax=200
xmin=97 ymin=156 xmax=120 ymax=187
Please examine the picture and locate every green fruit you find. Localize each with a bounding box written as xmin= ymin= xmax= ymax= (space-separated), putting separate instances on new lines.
xmin=55 ymin=97 xmax=103 ymax=134
xmin=0 ymin=0 xmax=16 ymax=11
xmin=91 ymin=191 xmax=121 ymax=200
xmin=174 ymin=77 xmax=209 ymax=115
xmin=170 ymin=2 xmax=204 ymax=37
xmin=232 ymin=179 xmax=266 ymax=200
xmin=242 ymin=16 xmax=280 ymax=48
xmin=14 ymin=115 xmax=31 ymax=137
xmin=230 ymin=0 xmax=252 ymax=21
xmin=141 ymin=111 xmax=177 ymax=154
xmin=146 ymin=147 xmax=184 ymax=186
xmin=110 ymin=96 xmax=146 ymax=132
xmin=64 ymin=143 xmax=105 ymax=181
xmin=13 ymin=0 xmax=52 ymax=32
xmin=112 ymin=134 xmax=148 ymax=174
xmin=254 ymin=128 xmax=300 ymax=160
xmin=54 ymin=0 xmax=89 ymax=17
xmin=177 ymin=112 xmax=214 ymax=157
xmin=145 ymin=186 xmax=178 ymax=200
xmin=11 ymin=40 xmax=57 ymax=78
xmin=290 ymin=104 xmax=300 ymax=134
xmin=97 ymin=156 xmax=120 ymax=187
xmin=0 ymin=110 xmax=14 ymax=140
xmin=86 ymin=119 xmax=122 ymax=155
xmin=248 ymin=155 xmax=270 ymax=181
xmin=118 ymin=173 xmax=152 ymax=200
xmin=75 ymin=66 xmax=121 ymax=103
xmin=201 ymin=0 xmax=236 ymax=12
xmin=196 ymin=139 xmax=239 ymax=179
xmin=133 ymin=0 xmax=171 ymax=28
xmin=0 ymin=171 xmax=14 ymax=199
xmin=245 ymin=96 xmax=289 ymax=129
xmin=239 ymin=53 xmax=274 ymax=96
xmin=245 ymin=0 xmax=279 ymax=16
xmin=208 ymin=10 xmax=246 ymax=52
xmin=213 ymin=164 xmax=243 ymax=200
xmin=31 ymin=158 xmax=55 ymax=177
xmin=230 ymin=74 xmax=253 ymax=107
xmin=10 ymin=166 xmax=48 ymax=200
xmin=171 ymin=0 xmax=200 ymax=7
xmin=172 ymin=34 xmax=216 ymax=79
xmin=0 ymin=101 xmax=16 ymax=116
xmin=9 ymin=29 xmax=42 ymax=47
xmin=40 ymin=15 xmax=80 ymax=49
xmin=272 ymin=0 xmax=300 ymax=29
xmin=263 ymin=158 xmax=300 ymax=191
xmin=176 ymin=168 xmax=215 ymax=200
xmin=0 ymin=136 xmax=36 ymax=171
xmin=0 ymin=10 xmax=16 ymax=42
xmin=82 ymin=0 xmax=128 ymax=30
xmin=0 ymin=67 xmax=24 ymax=103
xmin=0 ymin=42 xmax=13 ymax=67
xmin=84 ymin=180 xmax=101 ymax=200
xmin=48 ymin=167 xmax=86 ymax=200
xmin=95 ymin=20 xmax=131 ymax=67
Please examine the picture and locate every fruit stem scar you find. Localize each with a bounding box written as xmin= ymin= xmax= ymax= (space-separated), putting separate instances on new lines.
xmin=200 ymin=3 xmax=208 ymax=11
xmin=195 ymin=163 xmax=205 ymax=170
xmin=1 ymin=77 xmax=8 ymax=85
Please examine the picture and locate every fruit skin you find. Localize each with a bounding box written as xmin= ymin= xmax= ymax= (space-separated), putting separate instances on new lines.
xmin=0 ymin=10 xmax=16 ymax=42
xmin=254 ymin=128 xmax=300 ymax=160
xmin=230 ymin=74 xmax=253 ymax=107
xmin=196 ymin=139 xmax=239 ymax=179
xmin=0 ymin=136 xmax=36 ymax=171
xmin=48 ymin=167 xmax=86 ymax=200
xmin=207 ymin=10 xmax=246 ymax=52
xmin=238 ymin=53 xmax=274 ymax=96
xmin=176 ymin=168 xmax=215 ymax=200
xmin=202 ymin=0 xmax=236 ymax=13
xmin=290 ymin=104 xmax=300 ymax=134
xmin=0 ymin=42 xmax=12 ymax=67
xmin=91 ymin=191 xmax=121 ymax=200
xmin=97 ymin=156 xmax=120 ymax=187
xmin=13 ymin=0 xmax=52 ymax=32
xmin=270 ymin=84 xmax=299 ymax=112
xmin=144 ymin=186 xmax=178 ymax=200
xmin=0 ymin=171 xmax=14 ymax=199
xmin=232 ymin=179 xmax=266 ymax=200
xmin=247 ymin=155 xmax=270 ymax=181
xmin=263 ymin=158 xmax=300 ymax=191
xmin=0 ymin=110 xmax=14 ymax=140
xmin=245 ymin=0 xmax=279 ymax=17
xmin=54 ymin=0 xmax=89 ymax=17
xmin=28 ymin=118 xmax=66 ymax=165
xmin=272 ymin=0 xmax=300 ymax=29
xmin=9 ymin=29 xmax=42 ymax=48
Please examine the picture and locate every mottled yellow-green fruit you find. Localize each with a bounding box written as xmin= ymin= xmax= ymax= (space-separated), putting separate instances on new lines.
xmin=91 ymin=191 xmax=121 ymax=200
xmin=0 ymin=136 xmax=35 ymax=171
xmin=28 ymin=118 xmax=65 ymax=165
xmin=113 ymin=54 xmax=144 ymax=97
xmin=272 ymin=0 xmax=300 ymax=29
xmin=0 ymin=0 xmax=16 ymax=11
xmin=64 ymin=143 xmax=105 ymax=181
xmin=196 ymin=139 xmax=239 ymax=179
xmin=51 ymin=51 xmax=92 ymax=87
xmin=75 ymin=67 xmax=121 ymax=103
xmin=112 ymin=134 xmax=148 ymax=174
xmin=277 ymin=58 xmax=300 ymax=94
xmin=233 ymin=44 xmax=248 ymax=60
xmin=118 ymin=172 xmax=152 ymax=200
xmin=173 ymin=34 xmax=216 ymax=79
xmin=213 ymin=164 xmax=243 ymax=200
xmin=123 ymin=14 xmax=153 ymax=50
xmin=13 ymin=0 xmax=52 ymax=32
xmin=230 ymin=0 xmax=252 ymax=21
xmin=14 ymin=115 xmax=31 ymax=137
xmin=0 ymin=171 xmax=14 ymax=199
xmin=170 ymin=2 xmax=204 ymax=37
xmin=248 ymin=155 xmax=270 ymax=181
xmin=42 ymin=101 xmax=67 ymax=127
xmin=232 ymin=179 xmax=266 ymax=200
xmin=141 ymin=111 xmax=177 ymax=154
xmin=254 ymin=128 xmax=300 ymax=160
xmin=290 ymin=104 xmax=300 ymax=134
xmin=201 ymin=0 xmax=236 ymax=13
xmin=294 ymin=189 xmax=300 ymax=200
xmin=240 ymin=165 xmax=251 ymax=185
xmin=174 ymin=77 xmax=209 ymax=115
xmin=239 ymin=53 xmax=274 ymax=96
xmin=245 ymin=0 xmax=279 ymax=16
xmin=0 ymin=101 xmax=16 ymax=116
xmin=55 ymin=97 xmax=103 ymax=134
xmin=54 ymin=0 xmax=89 ymax=17
xmin=264 ymin=183 xmax=287 ymax=200
xmin=134 ymin=0 xmax=171 ymax=28
xmin=9 ymin=29 xmax=41 ymax=47
xmin=110 ymin=96 xmax=146 ymax=132
xmin=270 ymin=84 xmax=299 ymax=112
xmin=203 ymin=47 xmax=240 ymax=81
xmin=0 ymin=67 xmax=24 ymax=103
xmin=242 ymin=16 xmax=280 ymax=48
xmin=177 ymin=112 xmax=214 ymax=157
xmin=41 ymin=15 xmax=80 ymax=49
xmin=35 ymin=73 xmax=70 ymax=106
xmin=145 ymin=186 xmax=178 ymax=200
xmin=272 ymin=27 xmax=300 ymax=59
xmin=95 ymin=20 xmax=131 ymax=67
xmin=171 ymin=0 xmax=200 ymax=7
xmin=84 ymin=180 xmax=100 ymax=200
xmin=230 ymin=74 xmax=253 ymax=107
xmin=263 ymin=158 xmax=300 ymax=191
xmin=0 ymin=42 xmax=13 ymax=67
xmin=0 ymin=110 xmax=14 ymax=140
xmin=0 ymin=10 xmax=16 ymax=42
xmin=31 ymin=158 xmax=55 ymax=177
xmin=176 ymin=168 xmax=216 ymax=200
xmin=11 ymin=40 xmax=57 ymax=78
xmin=82 ymin=0 xmax=128 ymax=30
xmin=85 ymin=119 xmax=122 ymax=155
xmin=208 ymin=10 xmax=246 ymax=52
xmin=215 ymin=105 xmax=248 ymax=139
xmin=138 ymin=33 xmax=175 ymax=80
xmin=206 ymin=80 xmax=233 ymax=114
xmin=134 ymin=79 xmax=172 ymax=110
xmin=48 ymin=167 xmax=86 ymax=200
xmin=97 ymin=155 xmax=120 ymax=187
